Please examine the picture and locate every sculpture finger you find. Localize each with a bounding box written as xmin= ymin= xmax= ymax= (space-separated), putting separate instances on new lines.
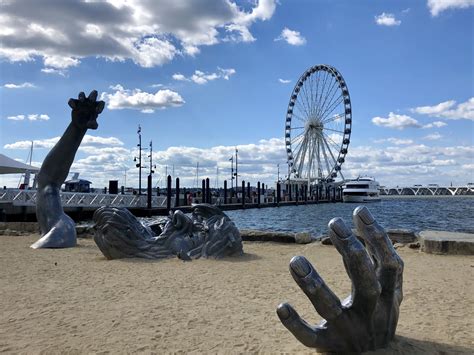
xmin=78 ymin=92 xmax=86 ymax=102
xmin=277 ymin=303 xmax=329 ymax=349
xmin=328 ymin=217 xmax=380 ymax=309
xmin=289 ymin=256 xmax=342 ymax=321
xmin=88 ymin=90 xmax=97 ymax=102
xmin=68 ymin=98 xmax=77 ymax=109
xmin=96 ymin=100 xmax=105 ymax=114
xmin=353 ymin=206 xmax=402 ymax=293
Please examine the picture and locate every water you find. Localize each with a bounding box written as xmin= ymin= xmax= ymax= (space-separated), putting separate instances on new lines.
xmin=224 ymin=197 xmax=474 ymax=236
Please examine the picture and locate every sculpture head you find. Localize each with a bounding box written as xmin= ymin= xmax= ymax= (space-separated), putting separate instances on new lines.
xmin=68 ymin=90 xmax=105 ymax=130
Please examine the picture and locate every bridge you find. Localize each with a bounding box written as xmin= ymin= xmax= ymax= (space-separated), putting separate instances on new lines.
xmin=379 ymin=184 xmax=474 ymax=196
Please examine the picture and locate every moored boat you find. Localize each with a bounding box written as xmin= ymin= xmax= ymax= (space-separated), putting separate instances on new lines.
xmin=342 ymin=176 xmax=381 ymax=203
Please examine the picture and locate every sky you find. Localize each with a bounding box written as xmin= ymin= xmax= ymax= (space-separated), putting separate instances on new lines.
xmin=0 ymin=0 xmax=473 ymax=190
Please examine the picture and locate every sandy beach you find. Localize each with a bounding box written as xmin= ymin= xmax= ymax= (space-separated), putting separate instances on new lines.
xmin=0 ymin=234 xmax=473 ymax=354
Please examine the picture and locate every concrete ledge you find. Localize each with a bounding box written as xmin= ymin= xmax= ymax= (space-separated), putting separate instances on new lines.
xmin=240 ymin=229 xmax=314 ymax=244
xmin=418 ymin=230 xmax=474 ymax=255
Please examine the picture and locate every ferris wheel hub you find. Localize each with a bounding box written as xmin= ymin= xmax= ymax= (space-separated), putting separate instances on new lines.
xmin=306 ymin=118 xmax=323 ymax=131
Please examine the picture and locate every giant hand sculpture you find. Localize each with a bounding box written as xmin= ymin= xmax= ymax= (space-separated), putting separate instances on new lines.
xmin=32 ymin=91 xmax=105 ymax=249
xmin=93 ymin=204 xmax=243 ymax=260
xmin=277 ymin=206 xmax=403 ymax=353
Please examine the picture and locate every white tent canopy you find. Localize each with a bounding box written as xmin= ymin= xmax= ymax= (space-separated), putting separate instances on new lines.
xmin=0 ymin=153 xmax=40 ymax=174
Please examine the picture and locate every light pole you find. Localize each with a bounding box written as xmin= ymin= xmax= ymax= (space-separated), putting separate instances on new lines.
xmin=229 ymin=156 xmax=234 ymax=192
xmin=234 ymin=148 xmax=238 ymax=196
xmin=133 ymin=125 xmax=142 ymax=194
xmin=148 ymin=140 xmax=156 ymax=176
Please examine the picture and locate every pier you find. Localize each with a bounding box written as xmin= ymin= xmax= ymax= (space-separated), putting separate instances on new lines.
xmin=0 ymin=178 xmax=343 ymax=221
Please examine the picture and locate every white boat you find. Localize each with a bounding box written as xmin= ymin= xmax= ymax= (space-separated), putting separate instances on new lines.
xmin=342 ymin=177 xmax=381 ymax=203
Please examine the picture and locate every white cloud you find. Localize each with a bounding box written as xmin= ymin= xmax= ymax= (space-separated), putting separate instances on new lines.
xmin=101 ymin=85 xmax=185 ymax=113
xmin=43 ymin=55 xmax=79 ymax=69
xmin=375 ymin=13 xmax=401 ymax=26
xmin=372 ymin=112 xmax=421 ymax=129
xmin=27 ymin=114 xmax=50 ymax=121
xmin=4 ymin=135 xmax=123 ymax=150
xmin=423 ymin=121 xmax=447 ymax=129
xmin=41 ymin=68 xmax=66 ymax=76
xmin=278 ymin=78 xmax=291 ymax=84
xmin=3 ymin=82 xmax=36 ymax=89
xmin=427 ymin=0 xmax=474 ymax=16
xmin=424 ymin=132 xmax=443 ymax=140
xmin=6 ymin=113 xmax=49 ymax=121
xmin=7 ymin=115 xmax=25 ymax=121
xmin=172 ymin=67 xmax=236 ymax=84
xmin=413 ymin=100 xmax=456 ymax=115
xmin=0 ymin=0 xmax=277 ymax=70
xmin=275 ymin=27 xmax=306 ymax=46
xmin=375 ymin=138 xmax=414 ymax=145
xmin=412 ymin=98 xmax=474 ymax=120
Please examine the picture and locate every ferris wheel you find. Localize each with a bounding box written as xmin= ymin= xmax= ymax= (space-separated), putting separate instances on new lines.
xmin=285 ymin=64 xmax=352 ymax=183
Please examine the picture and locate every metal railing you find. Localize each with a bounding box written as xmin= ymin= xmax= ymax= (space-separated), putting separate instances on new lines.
xmin=0 ymin=189 xmax=172 ymax=208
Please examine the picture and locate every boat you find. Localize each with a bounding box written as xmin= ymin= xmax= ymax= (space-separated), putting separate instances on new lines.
xmin=342 ymin=176 xmax=381 ymax=203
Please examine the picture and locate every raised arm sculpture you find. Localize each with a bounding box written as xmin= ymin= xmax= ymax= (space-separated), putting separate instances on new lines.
xmin=31 ymin=91 xmax=105 ymax=249
xmin=277 ymin=206 xmax=403 ymax=353
xmin=93 ymin=204 xmax=243 ymax=260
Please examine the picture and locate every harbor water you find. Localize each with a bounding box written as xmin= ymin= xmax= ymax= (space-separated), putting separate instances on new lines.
xmin=224 ymin=197 xmax=474 ymax=236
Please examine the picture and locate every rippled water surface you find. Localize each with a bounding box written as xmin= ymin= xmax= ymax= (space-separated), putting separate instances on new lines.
xmin=224 ymin=197 xmax=474 ymax=236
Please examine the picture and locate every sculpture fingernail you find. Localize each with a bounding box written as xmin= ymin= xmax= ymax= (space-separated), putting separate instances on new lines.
xmin=329 ymin=217 xmax=351 ymax=239
xmin=290 ymin=256 xmax=311 ymax=277
xmin=356 ymin=206 xmax=375 ymax=225
xmin=277 ymin=303 xmax=291 ymax=319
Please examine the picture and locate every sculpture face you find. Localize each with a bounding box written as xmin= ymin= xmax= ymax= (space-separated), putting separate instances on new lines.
xmin=277 ymin=206 xmax=404 ymax=353
xmin=93 ymin=204 xmax=243 ymax=260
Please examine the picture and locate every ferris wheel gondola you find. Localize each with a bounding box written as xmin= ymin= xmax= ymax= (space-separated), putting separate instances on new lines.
xmin=285 ymin=64 xmax=352 ymax=183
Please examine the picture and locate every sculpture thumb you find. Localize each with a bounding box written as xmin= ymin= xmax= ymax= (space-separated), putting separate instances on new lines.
xmin=68 ymin=98 xmax=77 ymax=109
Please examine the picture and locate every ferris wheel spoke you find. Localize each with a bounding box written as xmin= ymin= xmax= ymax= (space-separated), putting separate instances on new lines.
xmin=323 ymin=112 xmax=345 ymax=124
xmin=298 ymin=138 xmax=310 ymax=177
xmin=323 ymin=127 xmax=344 ymax=134
xmin=321 ymin=95 xmax=344 ymax=124
xmin=316 ymin=78 xmax=338 ymax=120
xmin=321 ymin=134 xmax=338 ymax=168
xmin=291 ymin=129 xmax=306 ymax=144
xmin=301 ymin=82 xmax=313 ymax=118
xmin=319 ymin=136 xmax=332 ymax=177
xmin=323 ymin=132 xmax=343 ymax=156
xmin=292 ymin=111 xmax=308 ymax=124
xmin=312 ymin=70 xmax=322 ymax=117
xmin=316 ymin=71 xmax=330 ymax=115
xmin=294 ymin=134 xmax=309 ymax=175
xmin=316 ymin=139 xmax=322 ymax=179
xmin=308 ymin=72 xmax=316 ymax=117
xmin=295 ymin=100 xmax=311 ymax=121
xmin=318 ymin=81 xmax=340 ymax=120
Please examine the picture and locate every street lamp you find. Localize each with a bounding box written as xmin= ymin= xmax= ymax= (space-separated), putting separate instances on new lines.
xmin=133 ymin=125 xmax=142 ymax=194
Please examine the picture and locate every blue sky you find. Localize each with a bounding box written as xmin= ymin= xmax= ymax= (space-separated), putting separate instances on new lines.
xmin=0 ymin=0 xmax=473 ymax=189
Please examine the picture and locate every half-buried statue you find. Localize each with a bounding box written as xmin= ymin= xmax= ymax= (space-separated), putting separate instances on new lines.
xmin=31 ymin=91 xmax=105 ymax=249
xmin=93 ymin=204 xmax=243 ymax=260
xmin=277 ymin=206 xmax=404 ymax=353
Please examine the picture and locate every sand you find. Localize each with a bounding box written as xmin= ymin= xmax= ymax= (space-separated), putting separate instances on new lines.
xmin=0 ymin=235 xmax=473 ymax=354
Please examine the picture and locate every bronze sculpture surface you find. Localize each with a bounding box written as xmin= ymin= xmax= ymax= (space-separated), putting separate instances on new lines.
xmin=93 ymin=204 xmax=243 ymax=260
xmin=32 ymin=91 xmax=105 ymax=249
xmin=277 ymin=206 xmax=404 ymax=353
